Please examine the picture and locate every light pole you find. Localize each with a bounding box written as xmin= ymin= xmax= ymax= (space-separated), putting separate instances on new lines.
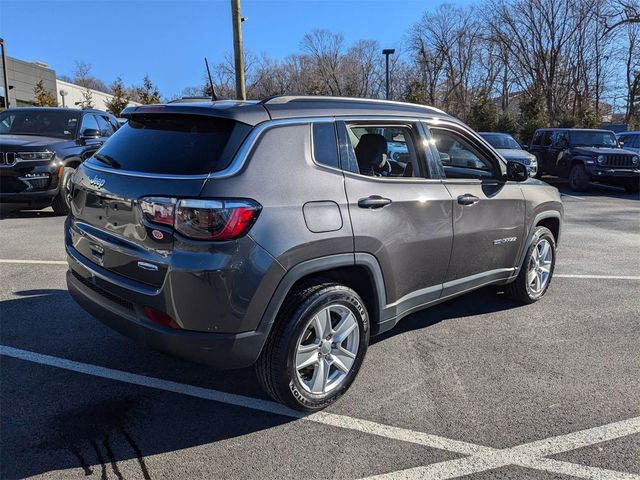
xmin=382 ymin=48 xmax=395 ymax=101
xmin=0 ymin=38 xmax=10 ymax=109
xmin=231 ymin=0 xmax=246 ymax=100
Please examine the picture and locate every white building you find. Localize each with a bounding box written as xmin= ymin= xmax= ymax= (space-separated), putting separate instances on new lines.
xmin=56 ymin=79 xmax=140 ymax=111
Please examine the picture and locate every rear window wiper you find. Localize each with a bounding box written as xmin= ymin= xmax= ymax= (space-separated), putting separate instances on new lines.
xmin=93 ymin=153 xmax=120 ymax=169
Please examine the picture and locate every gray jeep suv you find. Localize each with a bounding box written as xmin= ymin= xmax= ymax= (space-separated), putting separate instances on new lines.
xmin=65 ymin=96 xmax=563 ymax=411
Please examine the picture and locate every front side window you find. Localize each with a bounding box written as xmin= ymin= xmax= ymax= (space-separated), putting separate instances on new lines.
xmin=541 ymin=131 xmax=553 ymax=146
xmin=430 ymin=128 xmax=495 ymax=180
xmin=312 ymin=122 xmax=339 ymax=169
xmin=343 ymin=123 xmax=422 ymax=178
xmin=0 ymin=109 xmax=79 ymax=139
xmin=531 ymin=131 xmax=543 ymax=146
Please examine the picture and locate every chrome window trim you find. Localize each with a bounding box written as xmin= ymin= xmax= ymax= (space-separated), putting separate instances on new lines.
xmin=84 ymin=161 xmax=211 ymax=180
xmin=81 ymin=115 xmax=447 ymax=180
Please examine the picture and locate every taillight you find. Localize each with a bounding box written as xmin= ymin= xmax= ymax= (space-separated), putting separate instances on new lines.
xmin=140 ymin=197 xmax=176 ymax=226
xmin=140 ymin=197 xmax=261 ymax=241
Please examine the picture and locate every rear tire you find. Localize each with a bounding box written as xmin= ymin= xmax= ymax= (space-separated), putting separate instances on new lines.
xmin=505 ymin=226 xmax=556 ymax=304
xmin=256 ymin=281 xmax=370 ymax=411
xmin=568 ymin=163 xmax=589 ymax=192
xmin=51 ymin=167 xmax=74 ymax=216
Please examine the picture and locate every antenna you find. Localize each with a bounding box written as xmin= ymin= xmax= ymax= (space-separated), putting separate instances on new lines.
xmin=204 ymin=57 xmax=217 ymax=101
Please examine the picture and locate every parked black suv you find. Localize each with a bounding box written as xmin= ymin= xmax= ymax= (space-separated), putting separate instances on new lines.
xmin=66 ymin=96 xmax=563 ymax=411
xmin=529 ymin=128 xmax=640 ymax=192
xmin=0 ymin=107 xmax=119 ymax=214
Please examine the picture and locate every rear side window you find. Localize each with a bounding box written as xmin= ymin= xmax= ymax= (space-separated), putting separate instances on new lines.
xmin=312 ymin=122 xmax=339 ymax=169
xmin=92 ymin=114 xmax=249 ymax=175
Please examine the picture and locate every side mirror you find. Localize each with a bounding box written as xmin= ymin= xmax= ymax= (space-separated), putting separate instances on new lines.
xmin=506 ymin=161 xmax=528 ymax=182
xmin=81 ymin=128 xmax=100 ymax=138
xmin=521 ymin=144 xmax=529 ymax=150
xmin=556 ymin=138 xmax=568 ymax=148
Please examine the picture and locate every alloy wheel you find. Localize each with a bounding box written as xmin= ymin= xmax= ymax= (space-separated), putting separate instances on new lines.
xmin=527 ymin=238 xmax=553 ymax=295
xmin=294 ymin=304 xmax=360 ymax=395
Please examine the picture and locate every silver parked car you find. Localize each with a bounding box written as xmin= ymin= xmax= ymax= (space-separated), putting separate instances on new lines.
xmin=480 ymin=132 xmax=538 ymax=177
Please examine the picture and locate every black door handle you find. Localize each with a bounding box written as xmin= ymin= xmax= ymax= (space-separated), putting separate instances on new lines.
xmin=457 ymin=194 xmax=480 ymax=206
xmin=358 ymin=195 xmax=392 ymax=209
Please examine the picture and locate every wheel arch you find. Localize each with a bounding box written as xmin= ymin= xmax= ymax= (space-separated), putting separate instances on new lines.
xmin=257 ymin=253 xmax=387 ymax=340
xmin=61 ymin=155 xmax=83 ymax=169
xmin=516 ymin=210 xmax=562 ymax=272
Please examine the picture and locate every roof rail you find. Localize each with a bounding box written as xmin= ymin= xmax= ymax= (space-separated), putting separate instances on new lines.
xmin=260 ymin=95 xmax=445 ymax=114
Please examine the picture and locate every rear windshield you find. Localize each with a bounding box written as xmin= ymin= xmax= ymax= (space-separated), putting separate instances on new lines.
xmin=90 ymin=114 xmax=249 ymax=174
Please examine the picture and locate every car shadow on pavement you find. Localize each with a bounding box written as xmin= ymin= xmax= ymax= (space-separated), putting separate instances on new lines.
xmin=542 ymin=176 xmax=639 ymax=200
xmin=1 ymin=289 xmax=298 ymax=479
xmin=371 ymin=287 xmax=524 ymax=346
xmin=0 ymin=207 xmax=59 ymax=219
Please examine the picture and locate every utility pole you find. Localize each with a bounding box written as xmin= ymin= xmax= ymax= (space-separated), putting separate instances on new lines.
xmin=231 ymin=0 xmax=246 ymax=100
xmin=0 ymin=38 xmax=10 ymax=109
xmin=382 ymin=49 xmax=395 ymax=101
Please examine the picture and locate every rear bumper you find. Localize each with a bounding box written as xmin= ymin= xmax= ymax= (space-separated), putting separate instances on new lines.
xmin=66 ymin=264 xmax=268 ymax=369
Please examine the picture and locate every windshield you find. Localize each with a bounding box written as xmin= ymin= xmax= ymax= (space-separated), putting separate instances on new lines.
xmin=480 ymin=133 xmax=521 ymax=150
xmin=0 ymin=109 xmax=80 ymax=139
xmin=569 ymin=131 xmax=617 ymax=148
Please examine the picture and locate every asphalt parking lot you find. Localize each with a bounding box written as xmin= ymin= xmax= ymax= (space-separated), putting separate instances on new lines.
xmin=1 ymin=179 xmax=639 ymax=480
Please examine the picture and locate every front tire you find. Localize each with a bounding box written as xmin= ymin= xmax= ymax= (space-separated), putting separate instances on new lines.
xmin=624 ymin=178 xmax=639 ymax=194
xmin=256 ymin=281 xmax=370 ymax=411
xmin=568 ymin=163 xmax=590 ymax=192
xmin=51 ymin=167 xmax=74 ymax=215
xmin=506 ymin=226 xmax=556 ymax=304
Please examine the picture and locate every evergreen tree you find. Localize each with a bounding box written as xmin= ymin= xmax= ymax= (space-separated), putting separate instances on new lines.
xmin=104 ymin=77 xmax=129 ymax=116
xmin=467 ymin=92 xmax=497 ymax=132
xmin=33 ymin=80 xmax=58 ymax=107
xmin=77 ymin=87 xmax=94 ymax=109
xmin=495 ymin=114 xmax=518 ymax=135
xmin=518 ymin=89 xmax=548 ymax=144
xmin=136 ymin=75 xmax=161 ymax=104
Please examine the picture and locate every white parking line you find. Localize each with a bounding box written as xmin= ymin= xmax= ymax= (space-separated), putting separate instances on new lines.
xmin=555 ymin=274 xmax=640 ymax=280
xmin=2 ymin=345 xmax=639 ymax=480
xmin=0 ymin=345 xmax=485 ymax=455
xmin=560 ymin=193 xmax=585 ymax=200
xmin=0 ymin=259 xmax=67 ymax=265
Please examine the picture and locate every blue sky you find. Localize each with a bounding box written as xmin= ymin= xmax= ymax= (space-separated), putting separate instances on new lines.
xmin=0 ymin=0 xmax=471 ymax=97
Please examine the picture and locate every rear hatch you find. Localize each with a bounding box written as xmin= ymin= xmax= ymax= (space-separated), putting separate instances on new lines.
xmin=68 ymin=111 xmax=253 ymax=288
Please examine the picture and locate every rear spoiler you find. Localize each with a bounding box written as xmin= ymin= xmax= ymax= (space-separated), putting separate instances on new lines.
xmin=121 ymin=101 xmax=271 ymax=126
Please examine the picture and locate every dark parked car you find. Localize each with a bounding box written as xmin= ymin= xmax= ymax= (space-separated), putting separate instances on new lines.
xmin=479 ymin=132 xmax=538 ymax=177
xmin=529 ymin=128 xmax=640 ymax=192
xmin=0 ymin=107 xmax=119 ymax=214
xmin=617 ymin=131 xmax=640 ymax=155
xmin=66 ymin=96 xmax=563 ymax=411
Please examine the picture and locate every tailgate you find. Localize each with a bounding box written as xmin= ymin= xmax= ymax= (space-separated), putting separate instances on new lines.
xmin=68 ymin=163 xmax=206 ymax=288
